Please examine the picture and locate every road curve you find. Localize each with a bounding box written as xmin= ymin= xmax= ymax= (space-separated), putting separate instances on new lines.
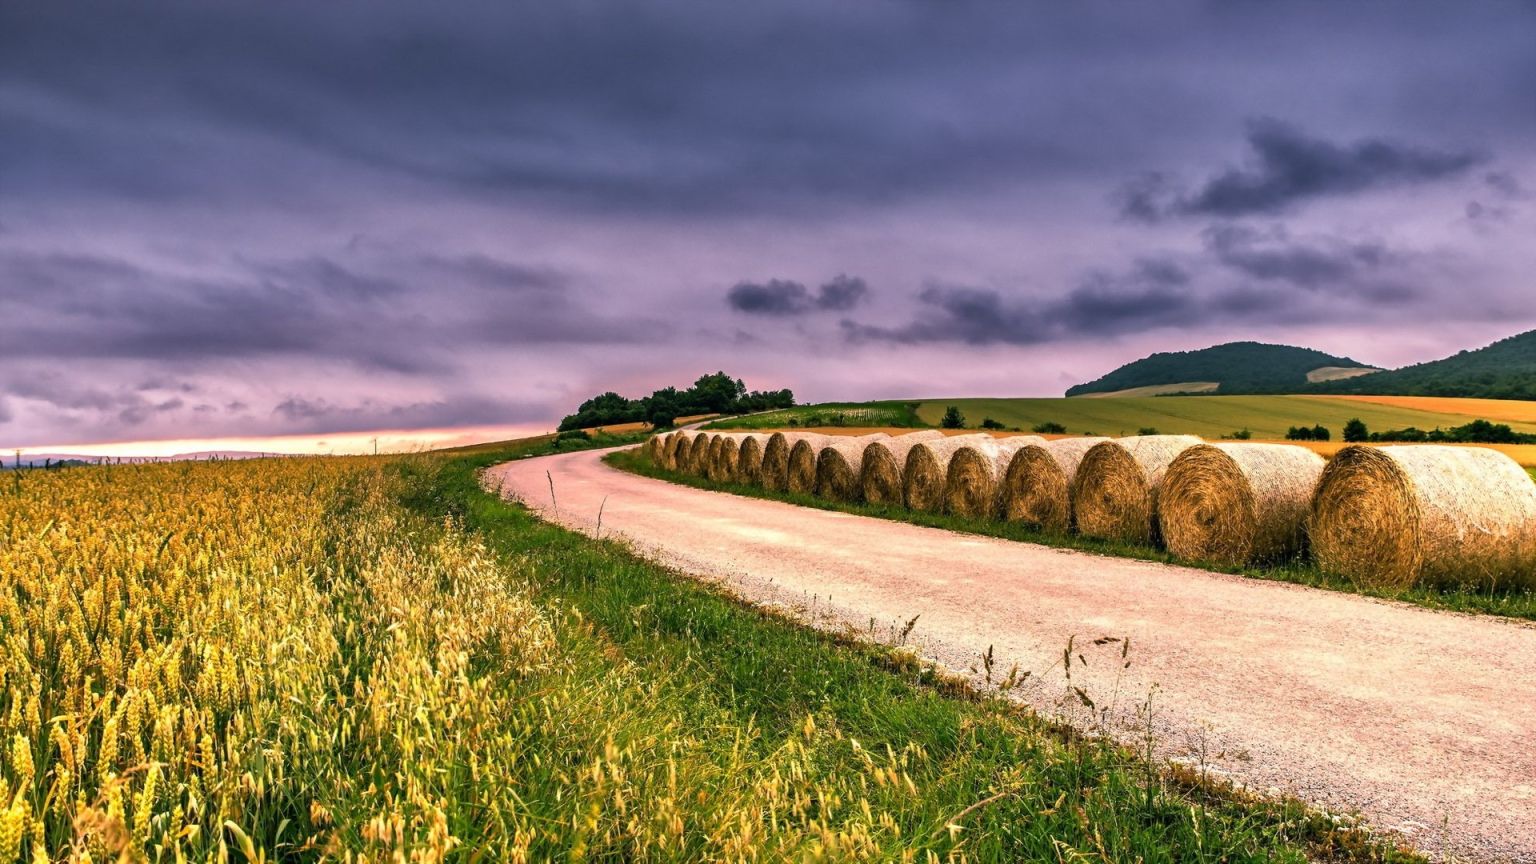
xmin=487 ymin=447 xmax=1536 ymax=863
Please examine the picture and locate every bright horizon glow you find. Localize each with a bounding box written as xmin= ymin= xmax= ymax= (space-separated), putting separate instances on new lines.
xmin=7 ymin=423 xmax=556 ymax=460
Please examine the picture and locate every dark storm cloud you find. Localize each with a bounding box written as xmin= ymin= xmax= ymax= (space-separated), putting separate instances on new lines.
xmin=844 ymin=259 xmax=1226 ymax=346
xmin=0 ymin=249 xmax=667 ymax=373
xmin=727 ymin=275 xmax=870 ymax=316
xmin=1121 ymin=119 xmax=1484 ymax=220
xmin=1203 ymin=224 xmax=1388 ymax=287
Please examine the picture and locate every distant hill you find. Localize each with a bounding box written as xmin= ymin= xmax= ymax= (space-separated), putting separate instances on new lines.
xmin=1066 ymin=342 xmax=1378 ymax=397
xmin=1309 ymin=329 xmax=1536 ymax=400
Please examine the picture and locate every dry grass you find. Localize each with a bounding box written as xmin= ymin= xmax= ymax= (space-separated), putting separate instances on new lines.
xmin=1311 ymin=445 xmax=1536 ymax=590
xmin=1315 ymin=395 xmax=1536 ymax=424
xmin=735 ymin=434 xmax=767 ymax=485
xmin=999 ymin=437 xmax=1108 ymax=533
xmin=1072 ymin=435 xmax=1202 ymax=544
xmin=858 ymin=431 xmax=946 ymax=506
xmin=786 ymin=434 xmax=838 ymax=494
xmin=1158 ymin=443 xmax=1325 ymax=567
xmin=943 ymin=437 xmax=1045 ymax=518
xmin=814 ymin=434 xmax=889 ymax=502
xmin=758 ymin=432 xmax=796 ymax=491
xmin=903 ymin=434 xmax=997 ymax=514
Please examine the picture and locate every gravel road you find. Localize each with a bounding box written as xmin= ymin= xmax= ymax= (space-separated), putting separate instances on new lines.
xmin=486 ymin=446 xmax=1536 ymax=862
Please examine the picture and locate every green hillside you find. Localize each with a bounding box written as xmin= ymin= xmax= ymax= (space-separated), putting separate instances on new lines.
xmin=1066 ymin=342 xmax=1373 ymax=397
xmin=1310 ymin=329 xmax=1536 ymax=400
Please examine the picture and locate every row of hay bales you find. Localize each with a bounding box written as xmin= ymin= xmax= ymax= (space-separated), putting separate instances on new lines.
xmin=646 ymin=429 xmax=1536 ymax=590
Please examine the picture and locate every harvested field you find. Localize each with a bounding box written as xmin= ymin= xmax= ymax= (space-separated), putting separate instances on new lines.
xmin=859 ymin=431 xmax=947 ymax=505
xmin=1072 ymin=435 xmax=1202 ymax=543
xmin=1000 ymin=437 xmax=1108 ymax=532
xmin=943 ymin=436 xmax=1045 ymax=518
xmin=1159 ymin=443 xmax=1325 ymax=566
xmin=903 ymin=434 xmax=996 ymax=514
xmin=814 ymin=433 xmax=890 ymax=502
xmin=1311 ymin=445 xmax=1536 ymax=590
xmin=1317 ymin=394 xmax=1536 ymax=425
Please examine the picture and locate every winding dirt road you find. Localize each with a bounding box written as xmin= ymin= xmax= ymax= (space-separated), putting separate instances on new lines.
xmin=487 ymin=447 xmax=1536 ymax=862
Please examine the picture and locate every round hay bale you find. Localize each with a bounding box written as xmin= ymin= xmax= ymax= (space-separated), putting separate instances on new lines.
xmin=759 ymin=432 xmax=798 ymax=491
xmin=787 ymin=434 xmax=838 ymax=494
xmin=859 ymin=431 xmax=946 ymax=506
xmin=943 ymin=436 xmax=1046 ymax=519
xmin=903 ymin=434 xmax=998 ymax=513
xmin=1000 ymin=437 xmax=1108 ymax=532
xmin=1311 ymin=445 xmax=1536 ymax=590
xmin=1072 ymin=435 xmax=1202 ymax=543
xmin=735 ymin=434 xmax=767 ymax=485
xmin=685 ymin=432 xmax=714 ymax=476
xmin=814 ymin=433 xmax=892 ymax=502
xmin=1158 ymin=443 xmax=1325 ymax=567
xmin=706 ymin=433 xmax=731 ymax=479
xmin=714 ymin=433 xmax=745 ymax=483
xmin=669 ymin=432 xmax=693 ymax=472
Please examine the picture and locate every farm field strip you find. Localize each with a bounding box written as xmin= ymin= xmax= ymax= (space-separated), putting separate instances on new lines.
xmin=908 ymin=396 xmax=1536 ymax=440
xmin=0 ymin=434 xmax=1389 ymax=863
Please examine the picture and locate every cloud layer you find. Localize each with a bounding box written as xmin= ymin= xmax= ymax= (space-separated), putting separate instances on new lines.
xmin=2 ymin=2 xmax=1534 ymax=448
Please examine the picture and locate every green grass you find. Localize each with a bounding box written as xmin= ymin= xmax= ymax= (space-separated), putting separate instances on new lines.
xmin=912 ymin=395 xmax=1536 ymax=439
xmin=402 ymin=438 xmax=1421 ymax=862
xmin=608 ymin=449 xmax=1536 ymax=621
xmin=707 ymin=401 xmax=924 ymax=430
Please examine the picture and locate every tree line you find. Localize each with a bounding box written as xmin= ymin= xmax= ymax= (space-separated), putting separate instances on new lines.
xmin=558 ymin=372 xmax=795 ymax=431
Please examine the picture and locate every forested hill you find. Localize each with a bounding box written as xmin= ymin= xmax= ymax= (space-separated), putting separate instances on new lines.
xmin=1308 ymin=329 xmax=1536 ymax=400
xmin=1066 ymin=342 xmax=1375 ymax=397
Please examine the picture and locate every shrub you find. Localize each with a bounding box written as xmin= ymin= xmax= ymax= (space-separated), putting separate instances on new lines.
xmin=1342 ymin=418 xmax=1369 ymax=442
xmin=1031 ymin=421 xmax=1067 ymax=434
xmin=1137 ymin=426 xmax=1160 ymax=436
xmin=980 ymin=417 xmax=1005 ymax=430
xmin=941 ymin=406 xmax=966 ymax=429
xmin=1223 ymin=428 xmax=1252 ymax=440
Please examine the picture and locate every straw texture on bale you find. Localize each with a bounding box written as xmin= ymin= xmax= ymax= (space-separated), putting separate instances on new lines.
xmin=713 ymin=433 xmax=746 ymax=483
xmin=1310 ymin=445 xmax=1536 ymax=590
xmin=943 ymin=437 xmax=1046 ymax=518
xmin=1000 ymin=437 xmax=1107 ymax=532
xmin=787 ymin=434 xmax=838 ymax=494
xmin=859 ymin=431 xmax=946 ymax=506
xmin=814 ymin=434 xmax=891 ymax=502
xmin=759 ymin=432 xmax=797 ymax=491
xmin=903 ymin=434 xmax=997 ymax=513
xmin=704 ymin=434 xmax=728 ymax=480
xmin=735 ymin=434 xmax=767 ymax=485
xmin=669 ymin=433 xmax=693 ymax=472
xmin=1072 ymin=435 xmax=1202 ymax=543
xmin=685 ymin=432 xmax=714 ymax=476
xmin=1158 ymin=443 xmax=1325 ymax=567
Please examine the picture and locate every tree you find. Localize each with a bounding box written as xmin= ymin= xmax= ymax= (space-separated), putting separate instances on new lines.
xmin=1342 ymin=418 xmax=1369 ymax=442
xmin=980 ymin=417 xmax=1005 ymax=430
xmin=941 ymin=406 xmax=966 ymax=429
xmin=1312 ymin=424 xmax=1330 ymax=441
xmin=1285 ymin=426 xmax=1311 ymax=441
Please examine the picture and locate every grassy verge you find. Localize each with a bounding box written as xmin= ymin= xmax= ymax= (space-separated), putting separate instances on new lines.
xmin=404 ymin=439 xmax=1426 ymax=862
xmin=607 ymin=449 xmax=1536 ymax=621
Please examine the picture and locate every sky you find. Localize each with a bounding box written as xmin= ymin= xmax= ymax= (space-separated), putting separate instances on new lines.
xmin=3 ymin=1 xmax=1535 ymax=454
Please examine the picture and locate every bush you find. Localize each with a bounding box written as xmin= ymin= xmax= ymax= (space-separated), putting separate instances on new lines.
xmin=980 ymin=417 xmax=1005 ymax=430
xmin=1137 ymin=426 xmax=1160 ymax=436
xmin=1342 ymin=418 xmax=1369 ymax=442
xmin=1031 ymin=421 xmax=1067 ymax=434
xmin=941 ymin=406 xmax=966 ymax=429
xmin=1223 ymin=428 xmax=1252 ymax=440
xmin=1312 ymin=424 xmax=1331 ymax=441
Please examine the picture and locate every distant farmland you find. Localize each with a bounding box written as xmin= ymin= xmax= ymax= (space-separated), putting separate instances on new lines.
xmin=907 ymin=395 xmax=1536 ymax=440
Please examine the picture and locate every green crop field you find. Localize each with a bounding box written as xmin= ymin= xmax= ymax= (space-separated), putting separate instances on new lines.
xmin=910 ymin=396 xmax=1536 ymax=440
